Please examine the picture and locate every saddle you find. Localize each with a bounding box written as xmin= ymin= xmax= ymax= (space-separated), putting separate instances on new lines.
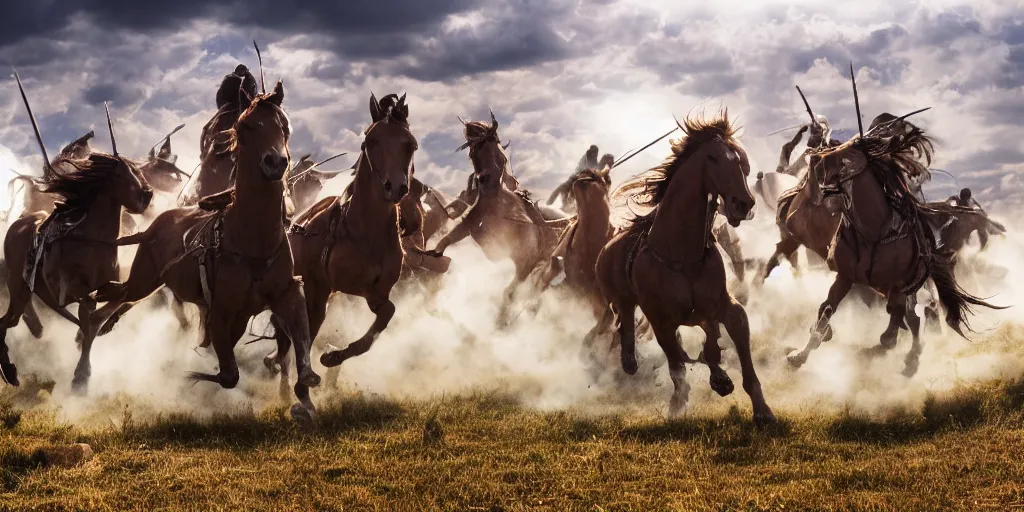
xmin=23 ymin=203 xmax=87 ymax=292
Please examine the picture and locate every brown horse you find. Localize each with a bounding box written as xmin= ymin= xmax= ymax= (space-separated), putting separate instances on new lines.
xmin=90 ymin=81 xmax=322 ymax=423
xmin=427 ymin=114 xmax=573 ymax=325
xmin=786 ymin=104 xmax=1004 ymax=376
xmin=520 ymin=165 xmax=614 ymax=321
xmin=1 ymin=73 xmax=153 ymax=390
xmin=922 ymin=202 xmax=1006 ymax=257
xmin=589 ymin=112 xmax=774 ymax=423
xmin=266 ymin=92 xmax=415 ymax=384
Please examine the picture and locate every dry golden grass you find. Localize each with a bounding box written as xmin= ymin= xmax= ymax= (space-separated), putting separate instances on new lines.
xmin=2 ymin=380 xmax=1024 ymax=511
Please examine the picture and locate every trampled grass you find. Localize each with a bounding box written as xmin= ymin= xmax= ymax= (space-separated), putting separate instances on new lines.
xmin=2 ymin=380 xmax=1024 ymax=511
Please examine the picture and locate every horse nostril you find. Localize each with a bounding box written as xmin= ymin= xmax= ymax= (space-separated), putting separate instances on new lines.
xmin=384 ymin=181 xmax=392 ymax=192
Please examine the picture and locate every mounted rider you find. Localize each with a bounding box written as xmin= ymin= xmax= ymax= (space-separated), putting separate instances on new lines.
xmin=547 ymin=145 xmax=614 ymax=212
xmin=947 ymin=188 xmax=982 ymax=211
xmin=199 ymin=64 xmax=259 ymax=162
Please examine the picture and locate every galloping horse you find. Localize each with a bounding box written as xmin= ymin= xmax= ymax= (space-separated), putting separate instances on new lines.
xmin=785 ymin=86 xmax=1004 ymax=376
xmin=1 ymin=73 xmax=153 ymax=390
xmin=427 ymin=114 xmax=573 ymax=325
xmin=522 ymin=164 xmax=614 ymax=319
xmin=589 ymin=112 xmax=774 ymax=423
xmin=90 ymin=81 xmax=322 ymax=423
xmin=267 ymin=92 xmax=416 ymax=383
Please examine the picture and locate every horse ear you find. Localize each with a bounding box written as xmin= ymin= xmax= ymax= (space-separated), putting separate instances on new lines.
xmin=489 ymin=109 xmax=498 ymax=131
xmin=268 ymin=80 xmax=284 ymax=106
xmin=369 ymin=93 xmax=382 ymax=122
xmin=149 ymin=147 xmax=156 ymax=159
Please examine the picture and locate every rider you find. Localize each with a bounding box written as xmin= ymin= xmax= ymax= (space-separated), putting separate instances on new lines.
xmin=547 ymin=145 xmax=609 ymax=210
xmin=776 ymin=114 xmax=839 ymax=177
xmin=947 ymin=188 xmax=982 ymax=210
xmin=200 ymin=64 xmax=259 ymax=160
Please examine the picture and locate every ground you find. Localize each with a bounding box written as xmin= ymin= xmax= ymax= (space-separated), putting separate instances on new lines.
xmin=2 ymin=379 xmax=1024 ymax=511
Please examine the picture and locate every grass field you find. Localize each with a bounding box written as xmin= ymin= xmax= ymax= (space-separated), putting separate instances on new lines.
xmin=2 ymin=377 xmax=1024 ymax=511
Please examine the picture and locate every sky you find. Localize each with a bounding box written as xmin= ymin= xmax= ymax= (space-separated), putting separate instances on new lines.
xmin=0 ymin=0 xmax=1021 ymax=211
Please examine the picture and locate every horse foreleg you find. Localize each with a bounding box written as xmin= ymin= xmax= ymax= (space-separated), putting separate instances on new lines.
xmin=650 ymin=320 xmax=691 ymax=418
xmin=879 ymin=292 xmax=908 ymax=349
xmin=185 ymin=314 xmax=245 ymax=389
xmin=763 ymin=235 xmax=800 ymax=281
xmin=0 ymin=280 xmax=33 ymax=386
xmin=788 ymin=275 xmax=852 ymax=368
xmin=320 ymin=294 xmax=395 ymax=368
xmin=722 ymin=299 xmax=775 ymax=424
xmin=698 ymin=321 xmax=734 ymax=398
xmin=71 ymin=298 xmax=97 ymax=394
xmin=613 ymin=301 xmax=638 ymax=375
xmin=430 ymin=219 xmax=471 ymax=255
xmin=171 ymin=294 xmax=190 ymax=330
xmin=269 ymin=278 xmax=322 ymax=424
xmin=903 ymin=294 xmax=923 ymax=378
xmin=22 ymin=301 xmax=42 ymax=339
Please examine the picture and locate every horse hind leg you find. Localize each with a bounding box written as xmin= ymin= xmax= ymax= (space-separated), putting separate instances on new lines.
xmin=902 ymin=295 xmax=923 ymax=378
xmin=788 ymin=275 xmax=852 ymax=368
xmin=0 ymin=280 xmax=33 ymax=386
xmin=71 ymin=298 xmax=98 ymax=394
xmin=762 ymin=236 xmax=800 ymax=281
xmin=721 ymin=299 xmax=775 ymax=424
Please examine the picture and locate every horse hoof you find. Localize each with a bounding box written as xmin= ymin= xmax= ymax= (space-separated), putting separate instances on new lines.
xmin=299 ymin=370 xmax=321 ymax=388
xmin=290 ymin=403 xmax=315 ymax=430
xmin=709 ymin=369 xmax=734 ymax=397
xmin=71 ymin=377 xmax=88 ymax=396
xmin=879 ymin=332 xmax=898 ymax=349
xmin=320 ymin=351 xmax=346 ymax=368
xmin=0 ymin=363 xmax=19 ymax=387
xmin=902 ymin=356 xmax=920 ymax=378
xmin=620 ymin=351 xmax=638 ymax=375
xmin=668 ymin=400 xmax=686 ymax=419
xmin=786 ymin=350 xmax=808 ymax=368
xmin=821 ymin=325 xmax=834 ymax=343
xmin=754 ymin=408 xmax=777 ymax=427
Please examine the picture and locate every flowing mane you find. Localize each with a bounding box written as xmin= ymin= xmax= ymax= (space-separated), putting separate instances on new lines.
xmin=614 ymin=111 xmax=744 ymax=232
xmin=42 ymin=152 xmax=134 ymax=209
xmin=815 ymin=121 xmax=934 ymax=215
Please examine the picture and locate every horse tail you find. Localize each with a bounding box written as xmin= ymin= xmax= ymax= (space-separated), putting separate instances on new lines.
xmin=986 ymin=217 xmax=1006 ymax=235
xmin=115 ymin=230 xmax=152 ymax=246
xmin=926 ymin=250 xmax=1007 ymax=338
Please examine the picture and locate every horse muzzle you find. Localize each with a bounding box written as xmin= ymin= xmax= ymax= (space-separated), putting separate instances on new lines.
xmin=261 ymin=152 xmax=289 ymax=181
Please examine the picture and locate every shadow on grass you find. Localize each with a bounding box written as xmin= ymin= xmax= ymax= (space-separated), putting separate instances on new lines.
xmin=618 ymin=406 xmax=794 ymax=447
xmin=827 ymin=382 xmax=1018 ymax=445
xmin=108 ymin=393 xmax=407 ymax=450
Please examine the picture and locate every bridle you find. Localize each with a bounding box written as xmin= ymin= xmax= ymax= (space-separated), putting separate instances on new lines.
xmin=359 ymin=119 xmax=414 ymax=190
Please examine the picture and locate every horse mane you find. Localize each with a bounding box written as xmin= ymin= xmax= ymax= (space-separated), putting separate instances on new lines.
xmin=463 ymin=121 xmax=498 ymax=146
xmin=222 ymin=92 xmax=291 ymax=155
xmin=42 ymin=152 xmax=132 ymax=209
xmin=613 ymin=111 xmax=742 ymax=233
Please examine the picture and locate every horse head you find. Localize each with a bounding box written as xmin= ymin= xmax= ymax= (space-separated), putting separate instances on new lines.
xmin=457 ymin=111 xmax=506 ymax=195
xmin=232 ymin=80 xmax=291 ymax=181
xmin=679 ymin=114 xmax=755 ymax=227
xmin=362 ymin=92 xmax=417 ymax=204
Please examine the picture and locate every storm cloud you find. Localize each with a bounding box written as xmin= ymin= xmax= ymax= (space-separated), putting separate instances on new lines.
xmin=0 ymin=0 xmax=1020 ymax=208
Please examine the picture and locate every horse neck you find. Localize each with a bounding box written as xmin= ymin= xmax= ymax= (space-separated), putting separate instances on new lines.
xmin=225 ymin=150 xmax=286 ymax=254
xmin=845 ymin=170 xmax=894 ymax=240
xmin=803 ymin=154 xmax=822 ymax=200
xmin=575 ymin=187 xmax=611 ymax=240
xmin=348 ymin=152 xmax=398 ymax=237
xmin=77 ymin=190 xmax=123 ymax=241
xmin=647 ymin=156 xmax=711 ymax=263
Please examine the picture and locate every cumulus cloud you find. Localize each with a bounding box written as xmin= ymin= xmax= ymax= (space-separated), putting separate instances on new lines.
xmin=0 ymin=0 xmax=1020 ymax=209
